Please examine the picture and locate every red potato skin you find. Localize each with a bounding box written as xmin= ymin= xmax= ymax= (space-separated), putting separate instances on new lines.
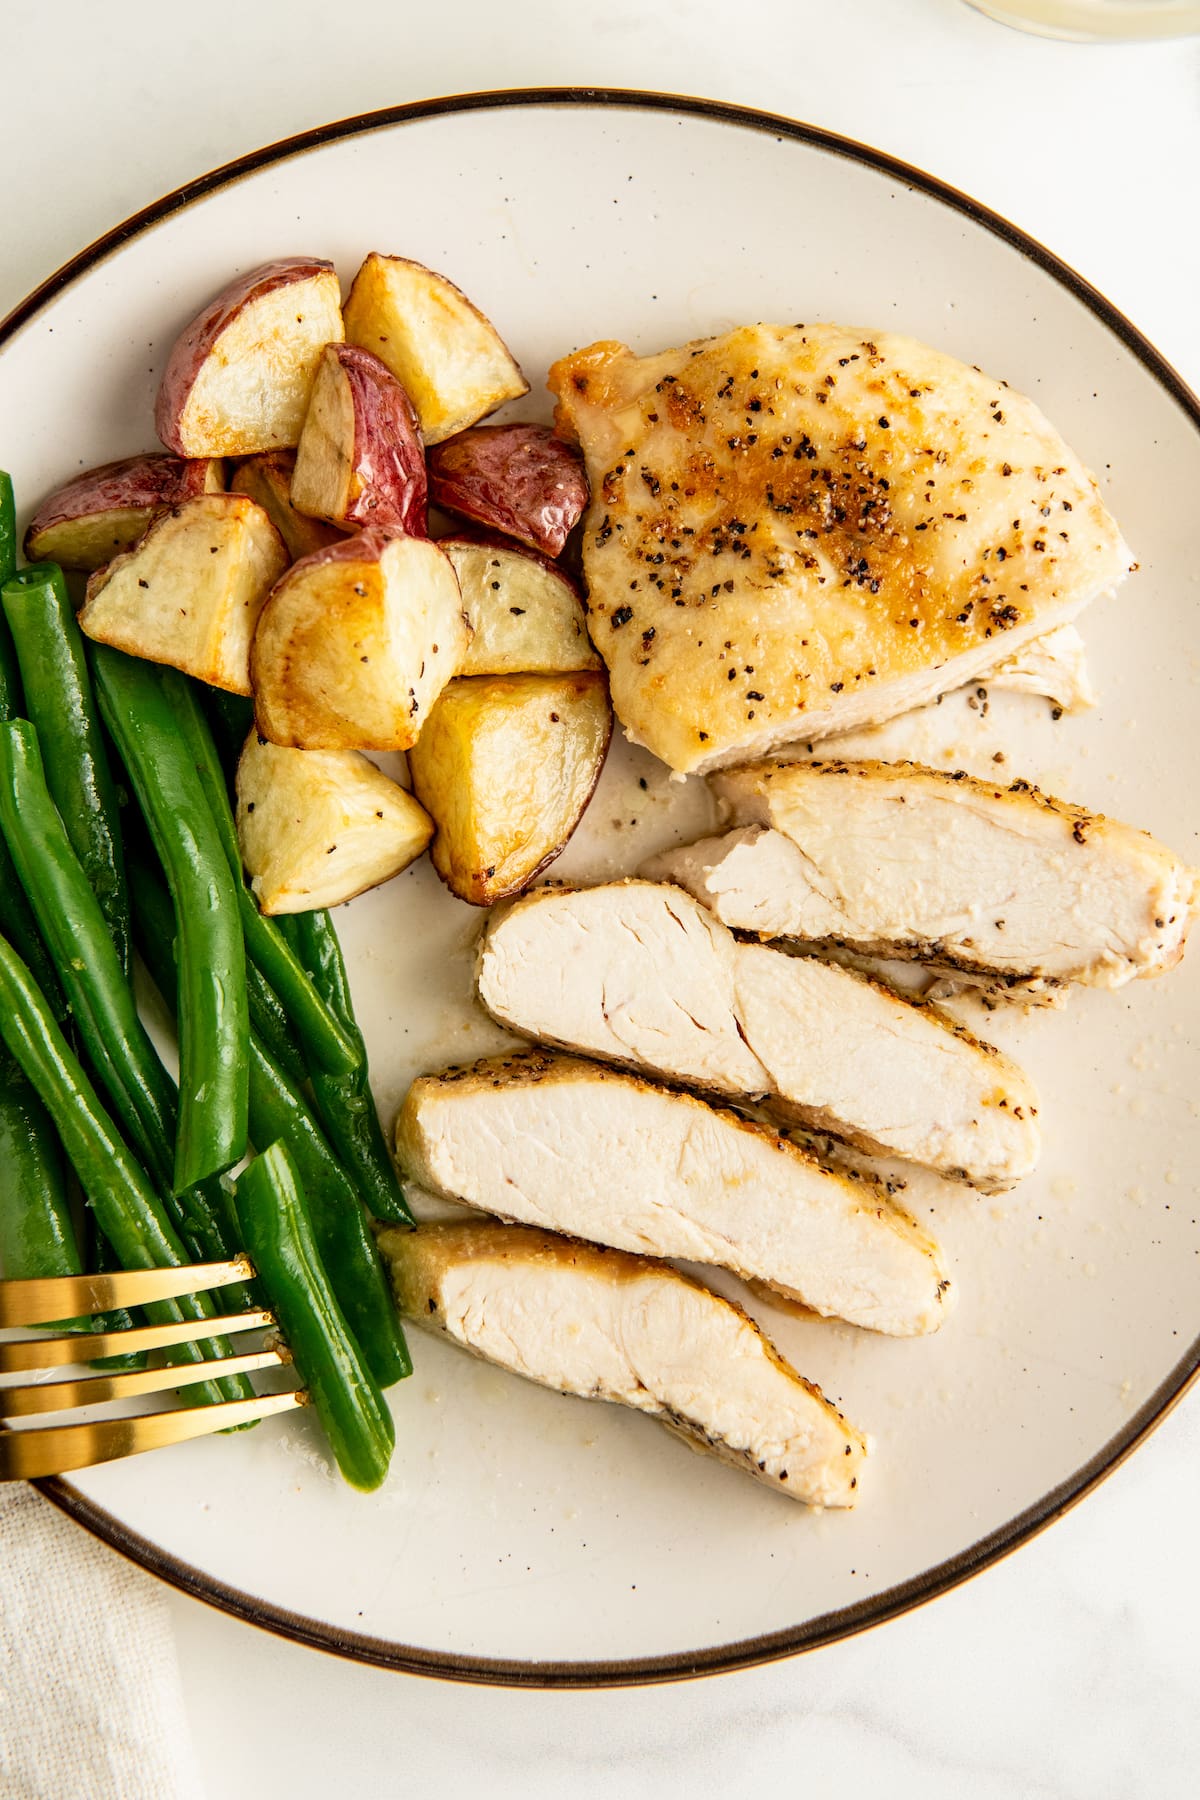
xmin=426 ymin=424 xmax=588 ymax=558
xmin=23 ymin=454 xmax=221 ymax=562
xmin=154 ymin=257 xmax=337 ymax=454
xmin=326 ymin=344 xmax=428 ymax=535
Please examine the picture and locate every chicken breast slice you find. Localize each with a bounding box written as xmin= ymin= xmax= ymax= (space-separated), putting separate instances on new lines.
xmin=549 ymin=323 xmax=1131 ymax=775
xmin=395 ymin=1051 xmax=952 ymax=1335
xmin=644 ymin=759 xmax=1198 ymax=988
xmin=379 ymin=1219 xmax=868 ymax=1507
xmin=478 ymin=881 xmax=1039 ymax=1190
xmin=478 ymin=879 xmax=773 ymax=1094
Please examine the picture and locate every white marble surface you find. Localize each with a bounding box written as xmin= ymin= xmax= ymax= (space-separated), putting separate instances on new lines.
xmin=2 ymin=0 xmax=1198 ymax=1790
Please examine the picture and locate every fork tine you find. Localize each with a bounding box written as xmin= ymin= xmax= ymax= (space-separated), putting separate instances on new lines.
xmin=0 ymin=1309 xmax=276 ymax=1373
xmin=0 ymin=1389 xmax=307 ymax=1479
xmin=1 ymin=1347 xmax=291 ymax=1417
xmin=0 ymin=1258 xmax=256 ymax=1327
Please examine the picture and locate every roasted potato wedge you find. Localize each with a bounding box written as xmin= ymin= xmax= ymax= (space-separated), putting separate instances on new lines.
xmin=155 ymin=258 xmax=344 ymax=457
xmin=236 ymin=733 xmax=432 ymax=913
xmin=230 ymin=451 xmax=344 ymax=560
xmin=250 ymin=528 xmax=469 ymax=751
xmin=23 ymin=453 xmax=225 ymax=571
xmin=428 ymin=424 xmax=587 ymax=557
xmin=408 ymin=671 xmax=611 ymax=905
xmin=441 ymin=537 xmax=598 ymax=676
xmin=342 ymin=253 xmax=528 ymax=445
xmin=290 ymin=344 xmax=427 ymax=534
xmin=79 ymin=493 xmax=287 ymax=693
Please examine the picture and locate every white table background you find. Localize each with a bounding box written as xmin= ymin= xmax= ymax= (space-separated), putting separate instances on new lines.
xmin=3 ymin=1 xmax=1199 ymax=1792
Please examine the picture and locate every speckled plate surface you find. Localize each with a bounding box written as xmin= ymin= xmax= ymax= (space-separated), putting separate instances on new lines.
xmin=2 ymin=91 xmax=1197 ymax=1685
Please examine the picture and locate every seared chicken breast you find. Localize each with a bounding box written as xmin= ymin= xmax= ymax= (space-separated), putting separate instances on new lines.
xmin=645 ymin=759 xmax=1198 ymax=988
xmin=380 ymin=1220 xmax=867 ymax=1507
xmin=478 ymin=881 xmax=1039 ymax=1190
xmin=549 ymin=324 xmax=1131 ymax=774
xmin=394 ymin=1051 xmax=951 ymax=1336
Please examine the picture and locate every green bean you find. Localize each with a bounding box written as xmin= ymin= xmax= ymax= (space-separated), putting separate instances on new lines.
xmin=0 ymin=933 xmax=252 ymax=1407
xmin=203 ymin=686 xmax=255 ymax=788
xmin=0 ymin=1131 xmax=141 ymax=1356
xmin=91 ymin=647 xmax=248 ymax=1193
xmin=279 ymin=911 xmax=413 ymax=1226
xmin=0 ymin=470 xmax=14 ymax=580
xmin=120 ymin=856 xmax=256 ymax=1314
xmin=0 ymin=743 xmax=237 ymax=1289
xmin=0 ymin=738 xmax=237 ymax=1288
xmin=2 ymin=564 xmax=130 ymax=973
xmin=131 ymin=858 xmax=407 ymax=1386
xmin=0 ymin=478 xmax=62 ymax=1022
xmin=0 ymin=856 xmax=68 ymax=1024
xmin=0 ymin=471 xmax=21 ymax=712
xmin=0 ymin=718 xmax=177 ymax=1189
xmin=0 ymin=1048 xmax=87 ymax=1329
xmin=233 ymin=1143 xmax=394 ymax=1491
xmin=162 ymin=675 xmax=359 ymax=1077
xmin=246 ymin=961 xmax=308 ymax=1089
xmin=244 ymin=1046 xmax=410 ymax=1387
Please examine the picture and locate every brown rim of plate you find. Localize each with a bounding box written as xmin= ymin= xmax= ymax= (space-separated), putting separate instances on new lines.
xmin=7 ymin=87 xmax=1199 ymax=1688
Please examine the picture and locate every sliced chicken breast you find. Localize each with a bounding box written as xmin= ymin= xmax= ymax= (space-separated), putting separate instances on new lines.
xmin=379 ymin=1219 xmax=868 ymax=1507
xmin=644 ymin=759 xmax=1197 ymax=988
xmin=478 ymin=881 xmax=1039 ymax=1189
xmin=549 ymin=323 xmax=1131 ymax=774
xmin=394 ymin=1051 xmax=952 ymax=1336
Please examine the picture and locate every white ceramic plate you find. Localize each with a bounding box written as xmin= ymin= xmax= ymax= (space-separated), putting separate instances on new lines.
xmin=2 ymin=91 xmax=1198 ymax=1685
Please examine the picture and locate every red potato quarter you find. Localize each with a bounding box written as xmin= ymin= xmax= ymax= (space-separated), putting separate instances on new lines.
xmin=342 ymin=252 xmax=528 ymax=445
xmin=428 ymin=423 xmax=588 ymax=557
xmin=155 ymin=257 xmax=344 ymax=458
xmin=439 ymin=536 xmax=598 ymax=675
xmin=407 ymin=669 xmax=612 ymax=906
xmin=250 ymin=527 xmax=469 ymax=751
xmin=23 ymin=453 xmax=224 ymax=570
xmin=235 ymin=733 xmax=433 ymax=913
xmin=290 ymin=344 xmax=427 ymax=535
xmin=79 ymin=493 xmax=288 ymax=693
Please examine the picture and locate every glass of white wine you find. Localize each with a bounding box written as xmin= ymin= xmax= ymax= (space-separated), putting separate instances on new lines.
xmin=967 ymin=0 xmax=1200 ymax=37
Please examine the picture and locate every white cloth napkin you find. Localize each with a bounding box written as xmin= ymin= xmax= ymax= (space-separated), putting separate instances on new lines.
xmin=0 ymin=1484 xmax=204 ymax=1800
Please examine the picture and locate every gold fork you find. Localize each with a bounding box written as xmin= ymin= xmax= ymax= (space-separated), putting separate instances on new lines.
xmin=0 ymin=1259 xmax=308 ymax=1479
